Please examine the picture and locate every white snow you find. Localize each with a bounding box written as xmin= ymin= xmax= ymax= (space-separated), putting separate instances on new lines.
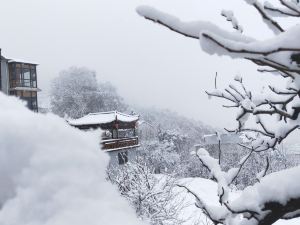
xmin=241 ymin=98 xmax=255 ymax=111
xmin=176 ymin=177 xmax=300 ymax=225
xmin=68 ymin=111 xmax=139 ymax=126
xmin=230 ymin=165 xmax=300 ymax=212
xmin=199 ymin=24 xmax=300 ymax=70
xmin=175 ymin=177 xmax=219 ymax=225
xmin=0 ymin=94 xmax=145 ymax=225
xmin=7 ymin=58 xmax=39 ymax=65
xmin=137 ymin=5 xmax=300 ymax=70
xmin=221 ymin=9 xmax=243 ymax=33
xmin=264 ymin=1 xmax=300 ymax=17
xmin=234 ymin=74 xmax=243 ymax=82
xmin=136 ymin=6 xmax=254 ymax=42
xmin=197 ymin=148 xmax=235 ymax=203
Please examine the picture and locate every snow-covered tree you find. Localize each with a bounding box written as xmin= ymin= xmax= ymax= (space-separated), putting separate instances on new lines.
xmin=137 ymin=107 xmax=213 ymax=142
xmin=50 ymin=66 xmax=126 ymax=118
xmin=136 ymin=108 xmax=214 ymax=177
xmin=99 ymin=81 xmax=127 ymax=113
xmin=138 ymin=129 xmax=208 ymax=177
xmin=137 ymin=1 xmax=300 ymax=224
xmin=107 ymin=160 xmax=186 ymax=225
xmin=202 ymin=136 xmax=296 ymax=188
xmin=138 ymin=131 xmax=182 ymax=174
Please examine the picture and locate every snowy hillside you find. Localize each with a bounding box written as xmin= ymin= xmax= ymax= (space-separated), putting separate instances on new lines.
xmin=136 ymin=107 xmax=214 ymax=142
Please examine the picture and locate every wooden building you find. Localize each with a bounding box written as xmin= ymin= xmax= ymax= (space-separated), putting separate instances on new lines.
xmin=0 ymin=49 xmax=40 ymax=112
xmin=68 ymin=111 xmax=140 ymax=165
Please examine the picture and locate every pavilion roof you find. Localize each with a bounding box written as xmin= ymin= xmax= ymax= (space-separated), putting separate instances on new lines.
xmin=68 ymin=111 xmax=139 ymax=127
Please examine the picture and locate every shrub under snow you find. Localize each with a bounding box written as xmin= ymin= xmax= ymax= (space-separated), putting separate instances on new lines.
xmin=0 ymin=93 xmax=145 ymax=225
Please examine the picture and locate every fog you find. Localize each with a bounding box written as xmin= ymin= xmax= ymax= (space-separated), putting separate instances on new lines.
xmin=0 ymin=0 xmax=292 ymax=129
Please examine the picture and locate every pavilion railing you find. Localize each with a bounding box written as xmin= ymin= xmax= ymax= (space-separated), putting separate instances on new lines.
xmin=101 ymin=136 xmax=139 ymax=150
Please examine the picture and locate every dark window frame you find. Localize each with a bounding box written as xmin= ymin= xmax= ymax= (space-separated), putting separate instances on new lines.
xmin=9 ymin=63 xmax=37 ymax=88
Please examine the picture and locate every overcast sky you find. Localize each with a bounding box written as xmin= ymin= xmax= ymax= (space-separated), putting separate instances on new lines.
xmin=1 ymin=0 xmax=296 ymax=134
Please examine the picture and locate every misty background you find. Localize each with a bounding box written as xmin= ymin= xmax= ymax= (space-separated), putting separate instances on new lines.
xmin=1 ymin=0 xmax=298 ymax=142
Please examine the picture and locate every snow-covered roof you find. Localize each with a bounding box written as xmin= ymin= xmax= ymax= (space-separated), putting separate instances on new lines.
xmin=68 ymin=111 xmax=139 ymax=126
xmin=7 ymin=58 xmax=39 ymax=65
xmin=0 ymin=54 xmax=38 ymax=64
xmin=203 ymin=133 xmax=243 ymax=145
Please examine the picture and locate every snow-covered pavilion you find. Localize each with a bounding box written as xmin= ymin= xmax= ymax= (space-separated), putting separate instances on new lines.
xmin=68 ymin=111 xmax=140 ymax=165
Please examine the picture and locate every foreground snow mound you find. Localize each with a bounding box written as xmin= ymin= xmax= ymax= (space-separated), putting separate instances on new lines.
xmin=0 ymin=94 xmax=145 ymax=225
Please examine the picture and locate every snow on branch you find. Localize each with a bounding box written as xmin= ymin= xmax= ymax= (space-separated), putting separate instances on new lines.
xmin=136 ymin=6 xmax=254 ymax=43
xmin=199 ymin=27 xmax=300 ymax=74
xmin=137 ymin=5 xmax=300 ymax=75
xmin=280 ymin=0 xmax=300 ymax=14
xmin=206 ymin=75 xmax=300 ymax=151
xmin=244 ymin=0 xmax=284 ymax=34
xmin=264 ymin=1 xmax=300 ymax=17
xmin=180 ymin=148 xmax=300 ymax=225
xmin=221 ymin=10 xmax=243 ymax=33
xmin=196 ymin=148 xmax=236 ymax=204
xmin=228 ymin=165 xmax=300 ymax=224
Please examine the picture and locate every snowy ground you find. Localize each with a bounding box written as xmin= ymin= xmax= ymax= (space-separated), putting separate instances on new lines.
xmin=175 ymin=177 xmax=300 ymax=225
xmin=175 ymin=178 xmax=217 ymax=225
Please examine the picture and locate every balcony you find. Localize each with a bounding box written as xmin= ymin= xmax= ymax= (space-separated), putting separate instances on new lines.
xmin=10 ymin=80 xmax=39 ymax=89
xmin=101 ymin=136 xmax=139 ymax=151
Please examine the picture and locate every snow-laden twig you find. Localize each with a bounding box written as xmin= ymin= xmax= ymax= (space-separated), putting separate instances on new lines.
xmin=221 ymin=10 xmax=243 ymax=33
xmin=136 ymin=5 xmax=300 ymax=75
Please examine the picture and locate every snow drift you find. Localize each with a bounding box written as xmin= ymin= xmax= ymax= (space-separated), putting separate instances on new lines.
xmin=0 ymin=94 xmax=145 ymax=225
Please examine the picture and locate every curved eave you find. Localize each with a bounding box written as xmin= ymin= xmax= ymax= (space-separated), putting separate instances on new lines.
xmin=69 ymin=120 xmax=138 ymax=129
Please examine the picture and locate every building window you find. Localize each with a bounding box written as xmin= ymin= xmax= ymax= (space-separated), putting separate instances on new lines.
xmin=118 ymin=151 xmax=128 ymax=165
xmin=31 ymin=67 xmax=37 ymax=87
xmin=9 ymin=63 xmax=37 ymax=88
